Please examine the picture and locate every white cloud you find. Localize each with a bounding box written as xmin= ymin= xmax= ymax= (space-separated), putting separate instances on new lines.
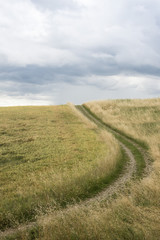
xmin=0 ymin=94 xmax=53 ymax=106
xmin=0 ymin=0 xmax=159 ymax=66
xmin=1 ymin=0 xmax=160 ymax=67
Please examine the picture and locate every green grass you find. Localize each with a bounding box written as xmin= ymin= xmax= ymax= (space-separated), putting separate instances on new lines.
xmin=0 ymin=105 xmax=121 ymax=231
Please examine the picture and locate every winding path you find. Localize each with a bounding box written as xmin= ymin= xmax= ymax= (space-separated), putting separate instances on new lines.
xmin=0 ymin=105 xmax=151 ymax=239
xmin=76 ymin=105 xmax=151 ymax=203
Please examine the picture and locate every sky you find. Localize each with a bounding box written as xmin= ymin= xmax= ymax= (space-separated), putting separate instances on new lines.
xmin=0 ymin=0 xmax=160 ymax=106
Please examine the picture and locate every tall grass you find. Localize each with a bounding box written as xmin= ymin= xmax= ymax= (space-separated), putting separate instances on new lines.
xmin=18 ymin=98 xmax=160 ymax=240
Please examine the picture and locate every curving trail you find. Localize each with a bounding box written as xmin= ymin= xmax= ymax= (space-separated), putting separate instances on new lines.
xmin=76 ymin=105 xmax=151 ymax=204
xmin=84 ymin=142 xmax=136 ymax=204
xmin=0 ymin=105 xmax=152 ymax=239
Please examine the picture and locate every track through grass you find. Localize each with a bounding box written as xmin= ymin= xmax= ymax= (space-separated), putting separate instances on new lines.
xmin=77 ymin=105 xmax=150 ymax=179
xmin=0 ymin=101 xmax=155 ymax=239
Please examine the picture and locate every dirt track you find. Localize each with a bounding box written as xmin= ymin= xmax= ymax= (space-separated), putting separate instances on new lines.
xmin=76 ymin=105 xmax=151 ymax=204
xmin=0 ymin=105 xmax=152 ymax=239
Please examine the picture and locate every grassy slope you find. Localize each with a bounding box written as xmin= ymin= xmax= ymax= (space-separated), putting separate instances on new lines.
xmin=0 ymin=105 xmax=121 ymax=230
xmin=23 ymin=99 xmax=160 ymax=240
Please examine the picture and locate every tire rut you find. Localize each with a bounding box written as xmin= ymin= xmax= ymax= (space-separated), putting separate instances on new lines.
xmin=84 ymin=142 xmax=136 ymax=204
xmin=76 ymin=105 xmax=152 ymax=203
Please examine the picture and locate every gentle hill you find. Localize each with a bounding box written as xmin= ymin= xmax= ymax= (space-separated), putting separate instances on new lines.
xmin=0 ymin=105 xmax=121 ymax=232
xmin=1 ymin=99 xmax=160 ymax=240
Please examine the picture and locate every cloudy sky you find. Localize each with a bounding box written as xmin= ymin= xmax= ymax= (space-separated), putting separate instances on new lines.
xmin=0 ymin=0 xmax=160 ymax=106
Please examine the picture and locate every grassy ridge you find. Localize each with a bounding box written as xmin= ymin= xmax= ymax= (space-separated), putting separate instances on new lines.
xmin=0 ymin=105 xmax=121 ymax=230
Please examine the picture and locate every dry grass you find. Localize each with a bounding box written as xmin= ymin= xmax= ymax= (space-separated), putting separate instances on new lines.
xmin=16 ymin=98 xmax=160 ymax=240
xmin=0 ymin=105 xmax=120 ymax=231
xmin=85 ymin=98 xmax=160 ymax=173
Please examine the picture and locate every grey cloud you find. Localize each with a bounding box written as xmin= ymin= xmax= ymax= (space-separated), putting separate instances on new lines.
xmin=0 ymin=59 xmax=160 ymax=89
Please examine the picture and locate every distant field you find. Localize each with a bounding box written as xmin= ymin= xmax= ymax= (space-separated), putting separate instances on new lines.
xmin=0 ymin=105 xmax=121 ymax=230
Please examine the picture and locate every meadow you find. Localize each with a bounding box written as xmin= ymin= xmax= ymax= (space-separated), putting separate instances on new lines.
xmin=0 ymin=105 xmax=121 ymax=232
xmin=12 ymin=98 xmax=160 ymax=240
xmin=1 ymin=99 xmax=160 ymax=240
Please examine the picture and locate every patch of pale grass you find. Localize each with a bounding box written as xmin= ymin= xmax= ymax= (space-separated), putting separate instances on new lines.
xmin=20 ymin=195 xmax=160 ymax=240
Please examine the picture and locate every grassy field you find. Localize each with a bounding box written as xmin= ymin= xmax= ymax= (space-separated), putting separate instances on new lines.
xmin=14 ymin=98 xmax=160 ymax=240
xmin=0 ymin=105 xmax=121 ymax=231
